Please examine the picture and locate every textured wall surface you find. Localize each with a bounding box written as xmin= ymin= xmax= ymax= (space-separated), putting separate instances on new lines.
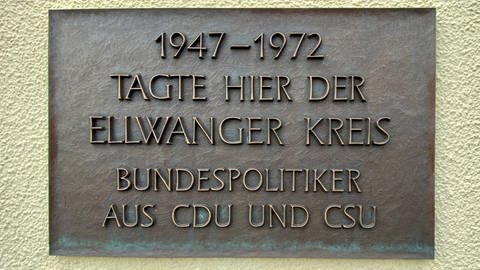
xmin=0 ymin=0 xmax=478 ymax=269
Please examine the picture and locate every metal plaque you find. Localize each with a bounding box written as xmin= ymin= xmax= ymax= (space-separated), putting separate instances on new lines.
xmin=49 ymin=9 xmax=435 ymax=258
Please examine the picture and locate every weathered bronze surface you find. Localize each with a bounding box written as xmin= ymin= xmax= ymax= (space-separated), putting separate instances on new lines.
xmin=49 ymin=9 xmax=435 ymax=258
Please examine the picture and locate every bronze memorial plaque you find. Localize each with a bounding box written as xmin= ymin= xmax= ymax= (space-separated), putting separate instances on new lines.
xmin=49 ymin=9 xmax=435 ymax=258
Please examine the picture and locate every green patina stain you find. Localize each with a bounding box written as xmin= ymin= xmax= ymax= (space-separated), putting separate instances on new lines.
xmin=53 ymin=235 xmax=433 ymax=256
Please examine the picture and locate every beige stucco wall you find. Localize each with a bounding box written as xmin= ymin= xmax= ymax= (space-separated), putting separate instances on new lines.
xmin=0 ymin=0 xmax=478 ymax=269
